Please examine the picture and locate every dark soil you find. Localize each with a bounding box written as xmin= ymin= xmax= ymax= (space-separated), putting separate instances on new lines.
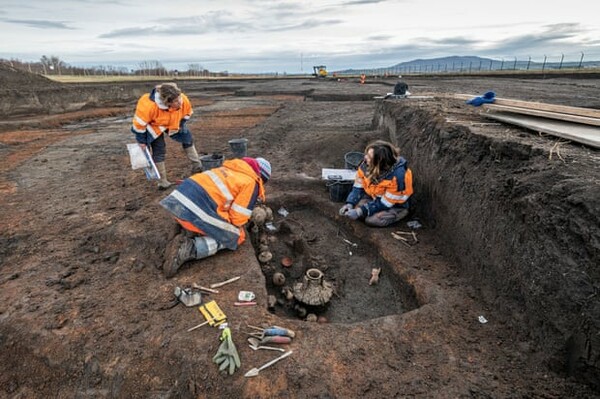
xmin=249 ymin=194 xmax=419 ymax=324
xmin=1 ymin=70 xmax=599 ymax=398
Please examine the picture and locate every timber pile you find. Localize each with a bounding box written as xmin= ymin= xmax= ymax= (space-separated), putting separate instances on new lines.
xmin=452 ymin=94 xmax=600 ymax=149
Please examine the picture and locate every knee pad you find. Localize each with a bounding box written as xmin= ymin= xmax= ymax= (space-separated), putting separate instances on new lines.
xmin=193 ymin=236 xmax=221 ymax=259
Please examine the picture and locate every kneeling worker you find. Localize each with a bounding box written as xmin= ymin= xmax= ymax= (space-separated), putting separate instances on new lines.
xmin=340 ymin=140 xmax=413 ymax=226
xmin=160 ymin=156 xmax=271 ymax=277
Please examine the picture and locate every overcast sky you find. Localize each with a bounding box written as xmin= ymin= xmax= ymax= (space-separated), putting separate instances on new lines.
xmin=1 ymin=0 xmax=599 ymax=73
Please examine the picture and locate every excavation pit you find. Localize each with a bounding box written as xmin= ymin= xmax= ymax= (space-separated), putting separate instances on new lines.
xmin=250 ymin=195 xmax=420 ymax=323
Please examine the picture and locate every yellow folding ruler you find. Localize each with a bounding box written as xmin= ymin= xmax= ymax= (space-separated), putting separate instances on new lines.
xmin=187 ymin=300 xmax=227 ymax=332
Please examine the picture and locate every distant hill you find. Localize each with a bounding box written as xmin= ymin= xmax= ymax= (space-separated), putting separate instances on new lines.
xmin=335 ymin=55 xmax=600 ymax=74
xmin=389 ymin=56 xmax=494 ymax=69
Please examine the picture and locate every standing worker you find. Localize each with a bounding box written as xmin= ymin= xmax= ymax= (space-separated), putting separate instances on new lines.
xmin=160 ymin=156 xmax=272 ymax=277
xmin=131 ymin=82 xmax=203 ymax=189
xmin=339 ymin=140 xmax=413 ymax=226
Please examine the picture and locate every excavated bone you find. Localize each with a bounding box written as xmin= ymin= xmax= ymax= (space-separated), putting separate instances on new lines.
xmin=258 ymin=251 xmax=273 ymax=263
xmin=281 ymin=286 xmax=294 ymax=300
xmin=306 ymin=314 xmax=318 ymax=322
xmin=294 ymin=304 xmax=307 ymax=318
xmin=259 ymin=233 xmax=269 ymax=245
xmin=251 ymin=206 xmax=267 ymax=225
xmin=369 ymin=268 xmax=381 ymax=286
xmin=272 ymin=272 xmax=286 ymax=286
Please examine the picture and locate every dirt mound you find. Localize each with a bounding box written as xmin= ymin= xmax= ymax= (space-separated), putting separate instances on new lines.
xmin=0 ymin=63 xmax=59 ymax=91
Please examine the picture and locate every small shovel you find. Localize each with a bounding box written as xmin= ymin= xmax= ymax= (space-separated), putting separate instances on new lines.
xmin=244 ymin=351 xmax=293 ymax=378
xmin=248 ymin=337 xmax=285 ymax=352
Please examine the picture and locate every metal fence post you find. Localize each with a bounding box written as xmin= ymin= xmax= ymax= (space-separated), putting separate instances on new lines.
xmin=542 ymin=55 xmax=547 ymax=72
xmin=559 ymin=53 xmax=564 ymax=69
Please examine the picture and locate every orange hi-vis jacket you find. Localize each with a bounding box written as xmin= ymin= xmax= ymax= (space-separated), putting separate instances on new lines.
xmin=131 ymin=90 xmax=193 ymax=142
xmin=346 ymin=157 xmax=413 ymax=216
xmin=160 ymin=159 xmax=266 ymax=250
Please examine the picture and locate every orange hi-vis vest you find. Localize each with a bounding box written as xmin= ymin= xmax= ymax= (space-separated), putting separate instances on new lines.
xmin=347 ymin=157 xmax=413 ymax=216
xmin=160 ymin=159 xmax=266 ymax=249
xmin=131 ymin=91 xmax=192 ymax=141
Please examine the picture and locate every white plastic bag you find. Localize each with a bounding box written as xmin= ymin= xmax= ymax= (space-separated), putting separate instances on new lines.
xmin=126 ymin=143 xmax=161 ymax=180
xmin=127 ymin=143 xmax=150 ymax=170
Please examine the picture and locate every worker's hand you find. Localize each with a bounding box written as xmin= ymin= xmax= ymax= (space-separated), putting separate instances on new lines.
xmin=138 ymin=143 xmax=147 ymax=151
xmin=339 ymin=204 xmax=353 ymax=216
xmin=346 ymin=208 xmax=363 ymax=220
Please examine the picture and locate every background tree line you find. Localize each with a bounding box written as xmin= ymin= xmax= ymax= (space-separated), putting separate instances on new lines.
xmin=0 ymin=56 xmax=223 ymax=77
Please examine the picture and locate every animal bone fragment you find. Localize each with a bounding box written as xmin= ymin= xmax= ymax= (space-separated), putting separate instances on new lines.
xmin=369 ymin=268 xmax=381 ymax=286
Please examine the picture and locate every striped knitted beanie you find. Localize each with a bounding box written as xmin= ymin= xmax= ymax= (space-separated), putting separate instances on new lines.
xmin=256 ymin=157 xmax=271 ymax=182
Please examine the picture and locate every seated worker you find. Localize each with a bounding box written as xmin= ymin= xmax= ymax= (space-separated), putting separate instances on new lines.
xmin=131 ymin=82 xmax=203 ymax=189
xmin=160 ymin=157 xmax=271 ymax=277
xmin=393 ymin=81 xmax=409 ymax=96
xmin=339 ymin=140 xmax=413 ymax=227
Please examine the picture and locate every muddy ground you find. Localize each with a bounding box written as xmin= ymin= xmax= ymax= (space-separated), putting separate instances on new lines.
xmin=1 ymin=69 xmax=599 ymax=398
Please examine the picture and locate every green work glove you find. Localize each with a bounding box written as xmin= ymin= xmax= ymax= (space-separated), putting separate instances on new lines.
xmin=223 ymin=327 xmax=241 ymax=375
xmin=212 ymin=335 xmax=231 ymax=370
xmin=213 ymin=327 xmax=240 ymax=375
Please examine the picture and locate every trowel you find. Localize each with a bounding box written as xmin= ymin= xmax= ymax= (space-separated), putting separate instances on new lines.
xmin=244 ymin=351 xmax=293 ymax=378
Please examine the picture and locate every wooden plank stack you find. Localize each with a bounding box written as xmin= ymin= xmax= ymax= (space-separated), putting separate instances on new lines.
xmin=452 ymin=94 xmax=600 ymax=149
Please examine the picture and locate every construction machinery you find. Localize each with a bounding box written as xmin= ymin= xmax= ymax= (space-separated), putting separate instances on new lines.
xmin=312 ymin=65 xmax=327 ymax=78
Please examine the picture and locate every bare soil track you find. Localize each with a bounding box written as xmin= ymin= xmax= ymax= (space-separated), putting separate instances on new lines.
xmin=1 ymin=68 xmax=599 ymax=398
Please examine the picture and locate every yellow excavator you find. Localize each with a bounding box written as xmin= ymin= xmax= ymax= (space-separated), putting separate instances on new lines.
xmin=312 ymin=65 xmax=327 ymax=78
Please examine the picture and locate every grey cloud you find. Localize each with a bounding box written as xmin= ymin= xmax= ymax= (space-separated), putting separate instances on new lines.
xmin=481 ymin=24 xmax=586 ymax=55
xmin=543 ymin=22 xmax=583 ymax=33
xmin=100 ymin=26 xmax=161 ymax=38
xmin=368 ymin=34 xmax=394 ymax=41
xmin=428 ymin=37 xmax=479 ymax=46
xmin=100 ymin=6 xmax=342 ymax=39
xmin=262 ymin=1 xmax=307 ymax=12
xmin=1 ymin=19 xmax=75 ymax=29
xmin=100 ymin=11 xmax=253 ymax=38
xmin=340 ymin=0 xmax=388 ymax=5
xmin=74 ymin=0 xmax=126 ymax=3
xmin=250 ymin=2 xmax=340 ymax=24
xmin=265 ymin=18 xmax=343 ymax=32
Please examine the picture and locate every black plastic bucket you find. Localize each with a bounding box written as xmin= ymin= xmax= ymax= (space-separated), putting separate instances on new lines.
xmin=228 ymin=138 xmax=249 ymax=158
xmin=344 ymin=151 xmax=363 ymax=170
xmin=200 ymin=154 xmax=224 ymax=171
xmin=327 ymin=180 xmax=353 ymax=202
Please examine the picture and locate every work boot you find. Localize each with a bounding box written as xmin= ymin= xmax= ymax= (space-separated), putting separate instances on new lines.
xmin=156 ymin=162 xmax=173 ymax=190
xmin=163 ymin=233 xmax=197 ymax=278
xmin=185 ymin=146 xmax=203 ymax=174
